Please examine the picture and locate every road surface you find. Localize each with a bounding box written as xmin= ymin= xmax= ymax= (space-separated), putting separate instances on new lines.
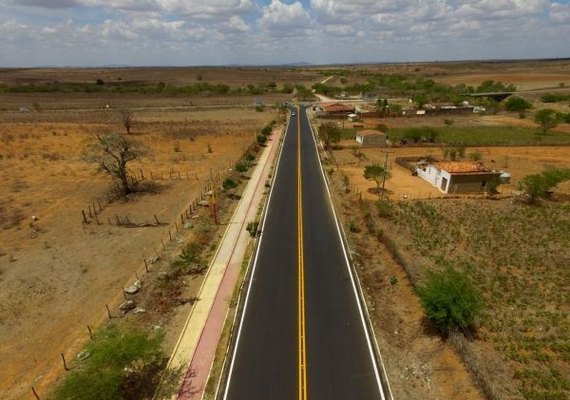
xmin=222 ymin=106 xmax=386 ymax=400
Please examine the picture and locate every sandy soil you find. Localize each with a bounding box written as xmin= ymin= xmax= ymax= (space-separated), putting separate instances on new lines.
xmin=0 ymin=106 xmax=271 ymax=399
xmin=435 ymin=73 xmax=570 ymax=91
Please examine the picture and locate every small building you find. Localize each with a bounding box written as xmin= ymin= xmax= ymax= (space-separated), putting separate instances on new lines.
xmin=416 ymin=161 xmax=501 ymax=193
xmin=322 ymin=102 xmax=355 ymax=115
xmin=356 ymin=129 xmax=387 ymax=147
xmin=347 ymin=113 xmax=360 ymax=122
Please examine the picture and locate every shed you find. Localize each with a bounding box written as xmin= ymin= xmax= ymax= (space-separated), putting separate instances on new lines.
xmin=322 ymin=102 xmax=355 ymax=115
xmin=347 ymin=113 xmax=360 ymax=122
xmin=356 ymin=129 xmax=387 ymax=147
xmin=416 ymin=161 xmax=501 ymax=193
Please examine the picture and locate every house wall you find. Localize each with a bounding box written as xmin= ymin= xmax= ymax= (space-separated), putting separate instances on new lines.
xmin=361 ymin=135 xmax=386 ymax=147
xmin=447 ymin=173 xmax=501 ymax=194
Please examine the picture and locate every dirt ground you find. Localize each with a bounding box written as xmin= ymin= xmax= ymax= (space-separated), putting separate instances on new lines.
xmin=333 ymin=145 xmax=570 ymax=201
xmin=0 ymin=105 xmax=271 ymax=399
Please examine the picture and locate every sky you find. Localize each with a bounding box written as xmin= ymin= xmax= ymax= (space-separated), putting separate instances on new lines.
xmin=1 ymin=0 xmax=569 ymax=67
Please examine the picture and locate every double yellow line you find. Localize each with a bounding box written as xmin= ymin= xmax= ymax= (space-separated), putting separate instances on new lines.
xmin=297 ymin=107 xmax=308 ymax=400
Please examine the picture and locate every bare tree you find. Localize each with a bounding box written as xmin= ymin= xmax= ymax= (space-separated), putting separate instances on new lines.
xmin=120 ymin=109 xmax=134 ymax=135
xmin=83 ymin=132 xmax=146 ymax=195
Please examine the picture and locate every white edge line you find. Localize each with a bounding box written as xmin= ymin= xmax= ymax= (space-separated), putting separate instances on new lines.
xmin=304 ymin=107 xmax=394 ymax=400
xmin=221 ymin=110 xmax=293 ymax=400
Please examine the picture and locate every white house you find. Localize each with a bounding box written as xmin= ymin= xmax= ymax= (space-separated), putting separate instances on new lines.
xmin=416 ymin=161 xmax=502 ymax=193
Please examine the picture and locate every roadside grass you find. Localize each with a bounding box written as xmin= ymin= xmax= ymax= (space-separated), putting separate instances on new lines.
xmin=387 ymin=125 xmax=570 ymax=146
xmin=387 ymin=199 xmax=570 ymax=400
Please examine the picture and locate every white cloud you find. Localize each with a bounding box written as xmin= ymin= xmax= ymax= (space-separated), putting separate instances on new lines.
xmin=258 ymin=0 xmax=310 ymax=32
xmin=550 ymin=2 xmax=570 ymax=23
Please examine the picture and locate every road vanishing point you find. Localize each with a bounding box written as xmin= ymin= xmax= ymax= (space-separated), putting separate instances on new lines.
xmin=222 ymin=106 xmax=391 ymax=400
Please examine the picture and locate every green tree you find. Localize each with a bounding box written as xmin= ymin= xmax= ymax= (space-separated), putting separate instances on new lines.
xmin=534 ymin=108 xmax=561 ymax=134
xmin=83 ymin=132 xmax=146 ymax=195
xmin=504 ymin=96 xmax=532 ymax=113
xmin=364 ymin=164 xmax=391 ymax=195
xmin=235 ymin=161 xmax=248 ymax=174
xmin=418 ymin=267 xmax=482 ymax=335
xmin=319 ymin=122 xmax=342 ymax=148
xmin=518 ymin=167 xmax=570 ymax=203
xmin=412 ymin=93 xmax=429 ymax=109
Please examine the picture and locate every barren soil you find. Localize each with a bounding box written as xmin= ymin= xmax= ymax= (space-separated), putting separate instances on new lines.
xmin=0 ymin=105 xmax=271 ymax=399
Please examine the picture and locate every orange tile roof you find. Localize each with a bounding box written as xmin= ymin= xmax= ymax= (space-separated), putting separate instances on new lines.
xmin=323 ymin=103 xmax=354 ymax=112
xmin=435 ymin=161 xmax=492 ymax=174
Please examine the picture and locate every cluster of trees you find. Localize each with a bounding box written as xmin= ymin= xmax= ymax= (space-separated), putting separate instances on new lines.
xmin=0 ymin=81 xmax=298 ymax=96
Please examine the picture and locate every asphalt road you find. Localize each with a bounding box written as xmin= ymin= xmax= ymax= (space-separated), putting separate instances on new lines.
xmin=223 ymin=106 xmax=384 ymax=400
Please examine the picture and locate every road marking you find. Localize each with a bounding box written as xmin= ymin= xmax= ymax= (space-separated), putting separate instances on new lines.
xmin=297 ymin=107 xmax=308 ymax=400
xmin=221 ymin=109 xmax=293 ymax=400
xmin=304 ymin=106 xmax=392 ymax=400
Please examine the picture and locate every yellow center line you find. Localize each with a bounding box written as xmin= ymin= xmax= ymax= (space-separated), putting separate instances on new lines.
xmin=297 ymin=107 xmax=308 ymax=400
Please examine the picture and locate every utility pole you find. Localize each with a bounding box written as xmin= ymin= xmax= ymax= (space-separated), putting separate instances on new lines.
xmin=380 ymin=150 xmax=393 ymax=202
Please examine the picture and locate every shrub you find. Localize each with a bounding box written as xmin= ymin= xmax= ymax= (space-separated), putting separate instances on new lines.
xmin=246 ymin=221 xmax=259 ymax=237
xmin=235 ymin=162 xmax=248 ymax=174
xmin=222 ymin=178 xmax=238 ymax=191
xmin=418 ymin=266 xmax=482 ymax=335
xmin=261 ymin=125 xmax=272 ymax=136
xmin=50 ymin=324 xmax=164 ymax=400
xmin=256 ymin=134 xmax=267 ymax=145
xmin=376 ymin=199 xmax=394 ymax=218
xmin=518 ymin=167 xmax=570 ymax=203
xmin=505 ymin=96 xmax=532 ymax=112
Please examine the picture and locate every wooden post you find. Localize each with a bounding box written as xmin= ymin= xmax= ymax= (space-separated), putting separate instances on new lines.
xmin=82 ymin=210 xmax=88 ymax=224
xmin=122 ymin=289 xmax=127 ymax=301
xmin=135 ymin=271 xmax=140 ymax=280
xmin=61 ymin=353 xmax=69 ymax=371
xmin=92 ymin=202 xmax=97 ymax=215
xmin=169 ymin=171 xmax=173 ymax=180
xmin=168 ymin=230 xmax=172 ymax=242
xmin=150 ymin=171 xmax=154 ymax=180
xmin=105 ymin=304 xmax=112 ymax=319
xmin=94 ymin=213 xmax=100 ymax=225
xmin=88 ymin=204 xmax=93 ymax=218
xmin=97 ymin=200 xmax=103 ymax=211
xmin=144 ymin=259 xmax=149 ymax=272
xmin=125 ymin=215 xmax=130 ymax=225
xmin=87 ymin=325 xmax=93 ymax=340
xmin=140 ymin=169 xmax=145 ymax=180
xmin=154 ymin=214 xmax=160 ymax=225
xmin=175 ymin=222 xmax=179 ymax=232
xmin=178 ymin=171 xmax=181 ymax=180
xmin=180 ymin=214 xmax=184 ymax=225
xmin=32 ymin=387 xmax=40 ymax=400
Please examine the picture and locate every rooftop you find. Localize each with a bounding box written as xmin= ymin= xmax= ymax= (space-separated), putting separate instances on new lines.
xmin=357 ymin=129 xmax=386 ymax=136
xmin=435 ymin=161 xmax=492 ymax=174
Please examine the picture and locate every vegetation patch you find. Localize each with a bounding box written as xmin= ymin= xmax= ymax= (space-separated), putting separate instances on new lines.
xmin=387 ymin=199 xmax=570 ymax=399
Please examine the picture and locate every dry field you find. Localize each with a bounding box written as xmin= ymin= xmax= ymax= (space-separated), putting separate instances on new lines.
xmin=0 ymin=66 xmax=322 ymax=87
xmin=0 ymin=104 xmax=272 ymax=399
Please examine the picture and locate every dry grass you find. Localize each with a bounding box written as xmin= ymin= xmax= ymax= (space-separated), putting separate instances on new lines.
xmin=383 ymin=199 xmax=570 ymax=400
xmin=0 ymin=104 xmax=273 ymax=400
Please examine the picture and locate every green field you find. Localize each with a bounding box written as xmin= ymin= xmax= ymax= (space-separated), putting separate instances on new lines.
xmin=387 ymin=125 xmax=570 ymax=146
